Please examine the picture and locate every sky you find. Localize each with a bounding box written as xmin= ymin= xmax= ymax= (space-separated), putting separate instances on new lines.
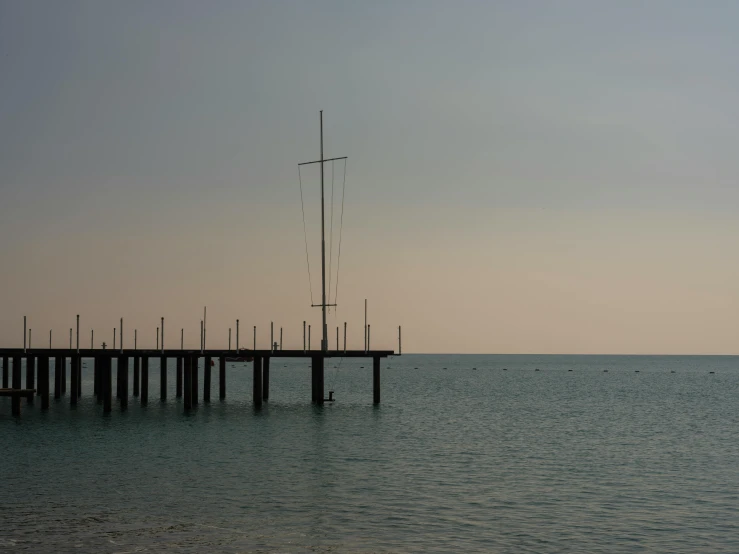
xmin=1 ymin=1 xmax=739 ymax=354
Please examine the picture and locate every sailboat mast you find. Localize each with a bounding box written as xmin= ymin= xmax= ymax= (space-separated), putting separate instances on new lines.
xmin=320 ymin=110 xmax=328 ymax=352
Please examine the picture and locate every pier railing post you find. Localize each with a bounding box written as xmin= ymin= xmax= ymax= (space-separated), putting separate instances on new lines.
xmin=373 ymin=356 xmax=381 ymax=405
xmin=219 ymin=356 xmax=226 ymax=400
xmin=253 ymin=356 xmax=263 ymax=407
xmin=2 ymin=356 xmax=8 ymax=388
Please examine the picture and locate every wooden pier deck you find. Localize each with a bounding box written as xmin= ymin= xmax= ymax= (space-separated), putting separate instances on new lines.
xmin=0 ymin=348 xmax=395 ymax=417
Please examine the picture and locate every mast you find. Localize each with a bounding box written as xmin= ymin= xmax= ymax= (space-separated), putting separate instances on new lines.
xmin=298 ymin=111 xmax=346 ymax=353
xmin=320 ymin=111 xmax=328 ymax=352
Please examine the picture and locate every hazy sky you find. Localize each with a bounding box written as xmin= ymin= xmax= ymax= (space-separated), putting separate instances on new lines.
xmin=2 ymin=1 xmax=739 ymax=353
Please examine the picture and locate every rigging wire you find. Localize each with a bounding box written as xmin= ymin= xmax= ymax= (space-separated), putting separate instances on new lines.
xmin=298 ymin=165 xmax=314 ymax=305
xmin=333 ymin=159 xmax=347 ymax=306
xmin=328 ymin=160 xmax=335 ymax=314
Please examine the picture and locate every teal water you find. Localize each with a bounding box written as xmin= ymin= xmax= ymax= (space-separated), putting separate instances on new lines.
xmin=2 ymin=354 xmax=739 ymax=552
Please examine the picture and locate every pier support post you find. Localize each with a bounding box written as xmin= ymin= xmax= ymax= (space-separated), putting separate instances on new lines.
xmin=192 ymin=356 xmax=199 ymax=405
xmin=77 ymin=357 xmax=82 ymax=398
xmin=39 ymin=356 xmax=49 ymax=410
xmin=133 ymin=356 xmax=140 ymax=397
xmin=204 ymin=356 xmax=211 ymax=403
xmin=54 ymin=356 xmax=61 ymax=399
xmin=70 ymin=354 xmax=79 ymax=406
xmin=11 ymin=393 xmax=21 ymax=417
xmin=263 ymin=357 xmax=270 ymax=401
xmin=103 ymin=356 xmax=112 ymax=414
xmin=183 ymin=355 xmax=192 ymax=411
xmin=141 ymin=355 xmax=149 ymax=405
xmin=311 ymin=356 xmax=324 ymax=404
xmin=2 ymin=356 xmax=7 ymax=388
xmin=176 ymin=356 xmax=182 ymax=398
xmin=12 ymin=355 xmax=21 ymax=390
xmin=219 ymin=356 xmax=226 ymax=400
xmin=120 ymin=356 xmax=128 ymax=410
xmin=61 ymin=356 xmax=66 ymax=394
xmin=26 ymin=355 xmax=35 ymax=404
xmin=95 ymin=357 xmax=102 ymax=404
xmin=93 ymin=356 xmax=99 ymax=399
xmin=373 ymin=356 xmax=381 ymax=405
xmin=160 ymin=355 xmax=167 ymax=401
xmin=253 ymin=357 xmax=263 ymax=407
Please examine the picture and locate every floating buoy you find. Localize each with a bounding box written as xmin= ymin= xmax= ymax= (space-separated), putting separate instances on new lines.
xmin=503 ymin=368 xmax=508 ymax=371
xmin=604 ymin=370 xmax=608 ymax=372
xmin=671 ymin=371 xmax=675 ymax=373
xmin=710 ymin=371 xmax=715 ymax=374
xmin=568 ymin=369 xmax=573 ymax=372
xmin=473 ymin=368 xmax=477 ymax=370
xmin=635 ymin=370 xmax=639 ymax=373
xmin=535 ymin=368 xmax=540 ymax=371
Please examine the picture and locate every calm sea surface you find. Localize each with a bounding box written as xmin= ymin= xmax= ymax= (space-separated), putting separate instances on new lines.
xmin=2 ymin=354 xmax=739 ymax=553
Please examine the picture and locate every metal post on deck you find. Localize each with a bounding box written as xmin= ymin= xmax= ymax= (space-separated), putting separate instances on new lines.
xmin=236 ymin=319 xmax=240 ymax=351
xmin=156 ymin=327 xmax=159 ymax=351
xmin=181 ymin=328 xmax=183 ymax=350
xmin=303 ymin=321 xmax=306 ymax=352
xmin=229 ymin=328 xmax=231 ymax=351
xmin=308 ymin=325 xmax=311 ymax=350
xmin=120 ymin=318 xmax=123 ymax=353
xmin=280 ymin=327 xmax=283 ymax=350
xmin=368 ymin=324 xmax=371 ymax=351
xmin=200 ymin=320 xmax=203 ymax=354
xmin=336 ymin=326 xmax=339 ymax=351
xmin=344 ymin=322 xmax=347 ymax=354
xmin=270 ymin=322 xmax=274 ymax=353
xmin=161 ymin=317 xmax=164 ymax=354
xmin=23 ymin=316 xmax=27 ymax=353
xmin=76 ymin=315 xmax=79 ymax=353
xmin=253 ymin=325 xmax=256 ymax=350
xmin=399 ymin=326 xmax=402 ymax=355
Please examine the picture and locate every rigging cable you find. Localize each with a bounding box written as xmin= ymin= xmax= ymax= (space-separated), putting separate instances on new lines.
xmin=328 ymin=160 xmax=335 ymax=314
xmin=333 ymin=159 xmax=347 ymax=307
xmin=298 ymin=165 xmax=314 ymax=305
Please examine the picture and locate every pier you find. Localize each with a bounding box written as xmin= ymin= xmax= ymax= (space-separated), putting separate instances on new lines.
xmin=0 ymin=348 xmax=394 ymax=417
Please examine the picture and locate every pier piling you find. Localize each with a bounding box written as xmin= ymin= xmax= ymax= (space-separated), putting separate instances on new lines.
xmin=263 ymin=357 xmax=270 ymax=401
xmin=103 ymin=356 xmax=112 ymax=414
xmin=39 ymin=356 xmax=49 ymax=410
xmin=133 ymin=356 xmax=140 ymax=396
xmin=204 ymin=356 xmax=211 ymax=402
xmin=373 ymin=356 xmax=381 ymax=405
xmin=26 ymin=355 xmax=35 ymax=403
xmin=253 ymin=356 xmax=263 ymax=407
xmin=176 ymin=356 xmax=182 ymax=398
xmin=219 ymin=356 xmax=226 ymax=400
xmin=2 ymin=356 xmax=7 ymax=388
xmin=141 ymin=355 xmax=149 ymax=405
xmin=61 ymin=356 xmax=66 ymax=394
xmin=192 ymin=356 xmax=199 ymax=405
xmin=160 ymin=355 xmax=167 ymax=401
xmin=12 ymin=355 xmax=21 ymax=390
xmin=183 ymin=355 xmax=192 ymax=410
xmin=120 ymin=356 xmax=129 ymax=410
xmin=70 ymin=354 xmax=79 ymax=406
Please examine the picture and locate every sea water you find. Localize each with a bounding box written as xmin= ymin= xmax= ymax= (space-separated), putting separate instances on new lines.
xmin=2 ymin=354 xmax=738 ymax=552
